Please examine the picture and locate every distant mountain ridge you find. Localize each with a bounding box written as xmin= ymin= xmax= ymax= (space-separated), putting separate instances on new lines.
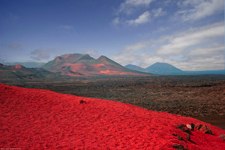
xmin=125 ymin=63 xmax=225 ymax=75
xmin=0 ymin=63 xmax=56 ymax=82
xmin=4 ymin=62 xmax=45 ymax=68
xmin=125 ymin=64 xmax=147 ymax=73
xmin=3 ymin=54 xmax=224 ymax=76
xmin=43 ymin=53 xmax=145 ymax=76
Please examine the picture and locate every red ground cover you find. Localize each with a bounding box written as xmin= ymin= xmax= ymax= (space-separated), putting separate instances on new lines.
xmin=0 ymin=84 xmax=225 ymax=149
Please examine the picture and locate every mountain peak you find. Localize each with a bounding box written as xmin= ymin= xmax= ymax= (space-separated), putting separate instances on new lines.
xmin=150 ymin=62 xmax=182 ymax=70
xmin=146 ymin=62 xmax=183 ymax=75
xmin=97 ymin=55 xmax=110 ymax=61
xmin=154 ymin=62 xmax=169 ymax=65
xmin=97 ymin=55 xmax=124 ymax=67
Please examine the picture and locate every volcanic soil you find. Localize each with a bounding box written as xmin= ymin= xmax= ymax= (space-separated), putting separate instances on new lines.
xmin=1 ymin=84 xmax=225 ymax=149
xmin=9 ymin=75 xmax=225 ymax=129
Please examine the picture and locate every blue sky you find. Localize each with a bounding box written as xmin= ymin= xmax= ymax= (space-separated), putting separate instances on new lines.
xmin=0 ymin=0 xmax=224 ymax=70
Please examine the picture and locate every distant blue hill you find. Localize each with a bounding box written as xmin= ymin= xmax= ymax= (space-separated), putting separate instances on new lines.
xmin=145 ymin=62 xmax=183 ymax=75
xmin=125 ymin=64 xmax=147 ymax=73
xmin=125 ymin=62 xmax=225 ymax=75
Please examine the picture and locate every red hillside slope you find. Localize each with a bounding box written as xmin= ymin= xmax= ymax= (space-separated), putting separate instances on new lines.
xmin=0 ymin=84 xmax=225 ymax=149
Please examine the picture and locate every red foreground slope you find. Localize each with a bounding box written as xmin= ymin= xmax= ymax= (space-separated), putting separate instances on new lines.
xmin=0 ymin=84 xmax=225 ymax=149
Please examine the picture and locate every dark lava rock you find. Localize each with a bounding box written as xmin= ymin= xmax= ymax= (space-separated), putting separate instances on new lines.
xmin=177 ymin=124 xmax=191 ymax=134
xmin=172 ymin=133 xmax=184 ymax=141
xmin=190 ymin=123 xmax=195 ymax=131
xmin=80 ymin=100 xmax=87 ymax=104
xmin=172 ymin=144 xmax=186 ymax=150
xmin=195 ymin=124 xmax=213 ymax=135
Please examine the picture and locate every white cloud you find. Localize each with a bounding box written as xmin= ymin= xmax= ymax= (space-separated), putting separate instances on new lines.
xmin=113 ymin=0 xmax=165 ymax=26
xmin=30 ymin=49 xmax=51 ymax=61
xmin=112 ymin=37 xmax=168 ymax=67
xmin=126 ymin=8 xmax=165 ymax=26
xmin=119 ymin=0 xmax=153 ymax=14
xmin=152 ymin=8 xmax=165 ymax=17
xmin=188 ymin=46 xmax=224 ymax=57
xmin=157 ymin=22 xmax=224 ymax=55
xmin=113 ymin=22 xmax=225 ymax=70
xmin=127 ymin=11 xmax=151 ymax=26
xmin=178 ymin=0 xmax=224 ymax=21
xmin=185 ymin=45 xmax=225 ymax=70
xmin=112 ymin=17 xmax=120 ymax=25
xmin=124 ymin=41 xmax=150 ymax=52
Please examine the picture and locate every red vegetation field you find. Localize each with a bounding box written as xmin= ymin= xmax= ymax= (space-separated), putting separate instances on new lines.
xmin=1 ymin=84 xmax=225 ymax=149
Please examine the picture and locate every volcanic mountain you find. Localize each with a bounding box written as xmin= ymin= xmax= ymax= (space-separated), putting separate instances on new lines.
xmin=1 ymin=84 xmax=225 ymax=149
xmin=43 ymin=54 xmax=145 ymax=76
